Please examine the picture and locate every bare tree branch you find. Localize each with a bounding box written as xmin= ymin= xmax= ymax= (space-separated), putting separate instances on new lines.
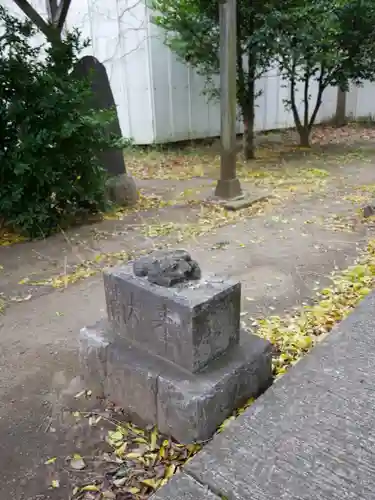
xmin=12 ymin=0 xmax=51 ymax=38
xmin=15 ymin=0 xmax=148 ymax=59
xmin=56 ymin=0 xmax=72 ymax=33
xmin=46 ymin=0 xmax=58 ymax=23
xmin=14 ymin=0 xmax=71 ymax=39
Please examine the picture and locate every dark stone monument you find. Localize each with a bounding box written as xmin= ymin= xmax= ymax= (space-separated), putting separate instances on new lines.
xmin=363 ymin=202 xmax=375 ymax=218
xmin=72 ymin=55 xmax=138 ymax=206
xmin=80 ymin=249 xmax=273 ymax=443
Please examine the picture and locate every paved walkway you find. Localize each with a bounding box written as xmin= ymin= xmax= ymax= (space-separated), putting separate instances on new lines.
xmin=153 ymin=291 xmax=375 ymax=500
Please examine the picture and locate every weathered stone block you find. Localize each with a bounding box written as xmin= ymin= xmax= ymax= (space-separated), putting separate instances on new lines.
xmin=80 ymin=319 xmax=272 ymax=443
xmin=72 ymin=55 xmax=128 ymax=179
xmin=79 ymin=321 xmax=111 ymax=399
xmin=157 ymin=333 xmax=273 ymax=443
xmin=104 ymin=265 xmax=241 ymax=373
xmin=133 ymin=249 xmax=201 ymax=287
xmin=363 ymin=203 xmax=375 ymax=218
xmin=105 ymin=174 xmax=138 ymax=207
xmin=105 ymin=334 xmax=159 ymax=427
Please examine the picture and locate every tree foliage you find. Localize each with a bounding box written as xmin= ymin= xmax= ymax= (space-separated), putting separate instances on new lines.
xmin=152 ymin=0 xmax=279 ymax=159
xmin=152 ymin=0 xmax=375 ymax=151
xmin=0 ymin=7 xmax=125 ymax=237
xmin=270 ymin=0 xmax=375 ymax=146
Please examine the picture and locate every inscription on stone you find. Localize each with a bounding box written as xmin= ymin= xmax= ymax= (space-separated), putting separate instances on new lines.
xmin=104 ymin=260 xmax=241 ymax=372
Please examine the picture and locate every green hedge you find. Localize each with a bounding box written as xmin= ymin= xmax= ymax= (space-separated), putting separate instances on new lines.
xmin=0 ymin=7 xmax=125 ymax=237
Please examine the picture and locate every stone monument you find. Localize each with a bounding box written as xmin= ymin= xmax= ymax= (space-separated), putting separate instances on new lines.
xmin=80 ymin=250 xmax=273 ymax=443
xmin=363 ymin=202 xmax=375 ymax=218
xmin=72 ymin=55 xmax=138 ymax=207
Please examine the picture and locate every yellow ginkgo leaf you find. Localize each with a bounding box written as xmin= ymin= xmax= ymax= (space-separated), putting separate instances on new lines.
xmin=141 ymin=478 xmax=161 ymax=489
xmin=81 ymin=484 xmax=99 ymax=492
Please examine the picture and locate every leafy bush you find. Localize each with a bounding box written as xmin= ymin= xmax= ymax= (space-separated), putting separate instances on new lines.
xmin=0 ymin=7 xmax=125 ymax=237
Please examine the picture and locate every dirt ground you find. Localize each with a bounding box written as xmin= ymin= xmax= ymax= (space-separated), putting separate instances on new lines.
xmin=2 ymin=123 xmax=375 ymax=499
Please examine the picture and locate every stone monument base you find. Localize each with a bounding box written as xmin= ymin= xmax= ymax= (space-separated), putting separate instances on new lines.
xmin=80 ymin=319 xmax=272 ymax=443
xmin=105 ymin=173 xmax=138 ymax=207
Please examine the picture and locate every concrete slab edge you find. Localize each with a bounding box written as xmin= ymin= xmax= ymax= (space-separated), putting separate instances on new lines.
xmin=150 ymin=471 xmax=221 ymax=500
xmin=223 ymin=194 xmax=271 ymax=211
xmin=205 ymin=193 xmax=272 ymax=211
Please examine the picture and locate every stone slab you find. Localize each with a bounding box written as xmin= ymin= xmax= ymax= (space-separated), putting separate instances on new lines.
xmin=105 ymin=336 xmax=159 ymax=428
xmin=80 ymin=319 xmax=160 ymax=426
xmin=79 ymin=322 xmax=111 ymax=399
xmin=150 ymin=472 xmax=220 ymax=500
xmin=105 ymin=173 xmax=138 ymax=207
xmin=223 ymin=194 xmax=270 ymax=211
xmin=363 ymin=203 xmax=375 ymax=218
xmin=81 ymin=319 xmax=272 ymax=443
xmin=174 ymin=292 xmax=375 ymax=500
xmin=103 ymin=265 xmax=241 ymax=373
xmin=157 ymin=332 xmax=272 ymax=443
xmin=72 ymin=55 xmax=126 ymax=177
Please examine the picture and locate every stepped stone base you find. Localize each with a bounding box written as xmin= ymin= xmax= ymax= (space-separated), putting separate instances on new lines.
xmin=79 ymin=319 xmax=273 ymax=443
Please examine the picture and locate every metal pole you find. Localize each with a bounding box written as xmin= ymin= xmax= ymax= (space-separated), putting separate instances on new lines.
xmin=215 ymin=0 xmax=242 ymax=199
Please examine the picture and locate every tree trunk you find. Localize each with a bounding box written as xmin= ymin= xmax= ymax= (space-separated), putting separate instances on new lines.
xmin=298 ymin=126 xmax=310 ymax=147
xmin=243 ymin=41 xmax=256 ymax=160
xmin=290 ymin=60 xmax=308 ymax=148
xmin=290 ymin=63 xmax=325 ymax=149
xmin=334 ymin=87 xmax=346 ymax=127
xmin=235 ymin=8 xmax=254 ymax=160
xmin=243 ymin=119 xmax=254 ymax=160
xmin=242 ymin=81 xmax=255 ymax=160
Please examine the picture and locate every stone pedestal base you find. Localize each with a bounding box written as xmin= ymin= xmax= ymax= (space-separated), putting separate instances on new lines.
xmin=105 ymin=173 xmax=138 ymax=206
xmin=79 ymin=319 xmax=273 ymax=443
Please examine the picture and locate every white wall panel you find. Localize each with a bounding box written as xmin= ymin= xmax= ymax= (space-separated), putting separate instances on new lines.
xmin=3 ymin=0 xmax=154 ymax=143
xmin=349 ymin=81 xmax=375 ymax=119
xmin=3 ymin=0 xmax=375 ymax=143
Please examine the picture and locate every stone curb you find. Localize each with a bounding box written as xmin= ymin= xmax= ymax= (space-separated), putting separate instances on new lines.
xmin=152 ymin=291 xmax=375 ymax=499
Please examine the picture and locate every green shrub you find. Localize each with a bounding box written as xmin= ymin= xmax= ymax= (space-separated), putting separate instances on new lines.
xmin=0 ymin=7 xmax=125 ymax=237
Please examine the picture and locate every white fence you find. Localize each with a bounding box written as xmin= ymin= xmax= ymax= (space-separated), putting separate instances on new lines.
xmin=4 ymin=0 xmax=375 ymax=144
